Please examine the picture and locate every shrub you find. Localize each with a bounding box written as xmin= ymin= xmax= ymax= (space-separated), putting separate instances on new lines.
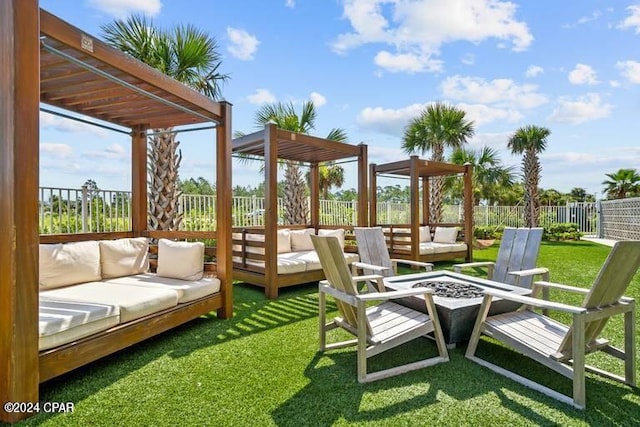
xmin=544 ymin=223 xmax=583 ymax=241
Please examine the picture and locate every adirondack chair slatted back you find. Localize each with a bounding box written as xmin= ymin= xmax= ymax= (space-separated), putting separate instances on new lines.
xmin=354 ymin=227 xmax=394 ymax=277
xmin=493 ymin=227 xmax=543 ymax=287
xmin=558 ymin=241 xmax=640 ymax=356
xmin=311 ymin=235 xmax=369 ymax=334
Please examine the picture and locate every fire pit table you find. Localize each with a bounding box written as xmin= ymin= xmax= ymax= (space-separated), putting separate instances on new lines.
xmin=383 ymin=271 xmax=531 ymax=347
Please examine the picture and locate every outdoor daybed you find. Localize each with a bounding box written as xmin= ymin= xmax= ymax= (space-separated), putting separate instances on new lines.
xmin=37 ymin=236 xmax=222 ymax=382
xmin=370 ymin=157 xmax=474 ymax=264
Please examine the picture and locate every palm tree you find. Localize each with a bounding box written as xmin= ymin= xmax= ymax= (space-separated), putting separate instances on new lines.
xmin=402 ymin=102 xmax=475 ymax=223
xmin=508 ymin=125 xmax=550 ymax=227
xmin=602 ymin=168 xmax=640 ymax=199
xmin=253 ymin=101 xmax=348 ymax=224
xmin=447 ymin=146 xmax=515 ymax=206
xmin=102 ymin=15 xmax=227 ymax=230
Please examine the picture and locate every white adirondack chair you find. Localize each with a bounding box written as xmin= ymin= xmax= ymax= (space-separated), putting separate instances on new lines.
xmin=353 ymin=227 xmax=433 ymax=278
xmin=466 ymin=240 xmax=640 ymax=409
xmin=310 ymin=234 xmax=449 ymax=383
xmin=454 ymin=227 xmax=546 ymax=288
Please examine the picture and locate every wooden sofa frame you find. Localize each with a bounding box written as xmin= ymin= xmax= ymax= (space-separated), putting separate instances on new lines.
xmin=369 ymin=156 xmax=474 ymax=264
xmin=232 ymin=125 xmax=369 ymax=298
xmin=1 ymin=5 xmax=232 ymax=422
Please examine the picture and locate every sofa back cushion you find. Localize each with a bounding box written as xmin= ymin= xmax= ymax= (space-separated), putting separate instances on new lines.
xmin=156 ymin=239 xmax=204 ymax=281
xmin=419 ymin=226 xmax=431 ymax=242
xmin=290 ymin=228 xmax=315 ymax=252
xmin=277 ymin=229 xmax=292 ymax=253
xmin=99 ymin=237 xmax=149 ymax=279
xmin=318 ymin=228 xmax=345 ymax=249
xmin=39 ymin=241 xmax=101 ymax=289
xmin=433 ymin=227 xmax=459 ymax=244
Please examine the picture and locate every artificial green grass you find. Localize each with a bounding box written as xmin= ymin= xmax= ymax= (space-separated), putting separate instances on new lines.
xmin=14 ymin=240 xmax=640 ymax=426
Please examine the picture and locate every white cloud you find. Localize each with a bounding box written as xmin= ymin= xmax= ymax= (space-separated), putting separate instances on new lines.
xmin=525 ymin=65 xmax=544 ymax=78
xmin=456 ymin=103 xmax=523 ymax=126
xmin=609 ymin=80 xmax=621 ymax=88
xmin=332 ymin=0 xmax=532 ymax=73
xmin=40 ymin=111 xmax=107 ymax=136
xmin=226 ymin=27 xmax=260 ymax=60
xmin=247 ymin=88 xmax=276 ymax=104
xmin=548 ymin=93 xmax=612 ymax=124
xmin=285 ymin=0 xmax=295 ymax=8
xmin=88 ymin=0 xmax=161 ymax=17
xmin=440 ymin=75 xmax=548 ymax=109
xmin=568 ymin=64 xmax=599 ymax=85
xmin=562 ymin=10 xmax=602 ymax=29
xmin=85 ymin=144 xmax=128 ymax=160
xmin=356 ymin=103 xmax=427 ymax=136
xmin=310 ymin=92 xmax=327 ymax=107
xmin=460 ymin=54 xmax=475 ymax=65
xmin=616 ymin=60 xmax=640 ymax=84
xmin=618 ymin=5 xmax=640 ymax=33
xmin=41 ymin=143 xmax=74 ymax=159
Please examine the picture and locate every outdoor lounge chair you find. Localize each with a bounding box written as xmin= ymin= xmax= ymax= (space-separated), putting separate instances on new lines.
xmin=465 ymin=240 xmax=640 ymax=409
xmin=454 ymin=227 xmax=546 ymax=288
xmin=310 ymin=235 xmax=449 ymax=383
xmin=353 ymin=226 xmax=433 ymax=278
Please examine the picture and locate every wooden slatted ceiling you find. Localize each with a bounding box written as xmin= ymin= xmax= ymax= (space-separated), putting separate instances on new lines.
xmin=232 ymin=128 xmax=363 ymax=163
xmin=374 ymin=158 xmax=467 ymax=177
xmin=39 ymin=9 xmax=222 ymax=130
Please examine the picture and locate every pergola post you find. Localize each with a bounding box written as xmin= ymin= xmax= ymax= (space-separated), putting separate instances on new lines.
xmin=310 ymin=163 xmax=319 ymax=228
xmin=0 ymin=0 xmax=40 ymax=422
xmin=421 ymin=177 xmax=429 ymax=225
xmin=216 ymin=101 xmax=233 ymax=317
xmin=409 ymin=156 xmax=420 ymax=261
xmin=463 ymin=163 xmax=474 ymax=262
xmin=131 ymin=125 xmax=148 ymax=234
xmin=264 ymin=124 xmax=279 ymax=299
xmin=357 ymin=143 xmax=368 ymax=226
xmin=369 ymin=163 xmax=377 ymax=226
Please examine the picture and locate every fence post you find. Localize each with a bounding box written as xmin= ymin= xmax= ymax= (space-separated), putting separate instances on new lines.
xmin=81 ymin=185 xmax=88 ymax=233
xmin=597 ymin=199 xmax=603 ymax=238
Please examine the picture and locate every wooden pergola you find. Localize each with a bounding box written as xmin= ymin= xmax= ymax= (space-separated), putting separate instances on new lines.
xmin=232 ymin=124 xmax=368 ymax=298
xmin=1 ymin=2 xmax=232 ymax=422
xmin=370 ymin=156 xmax=474 ymax=263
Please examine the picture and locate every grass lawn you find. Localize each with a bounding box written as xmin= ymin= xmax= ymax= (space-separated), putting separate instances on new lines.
xmin=17 ymin=240 xmax=640 ymax=426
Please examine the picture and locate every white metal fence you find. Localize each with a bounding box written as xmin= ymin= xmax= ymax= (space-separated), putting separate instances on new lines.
xmin=39 ymin=187 xmax=601 ymax=236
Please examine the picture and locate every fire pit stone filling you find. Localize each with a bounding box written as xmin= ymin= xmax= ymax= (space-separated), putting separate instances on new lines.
xmin=412 ymin=280 xmax=485 ymax=299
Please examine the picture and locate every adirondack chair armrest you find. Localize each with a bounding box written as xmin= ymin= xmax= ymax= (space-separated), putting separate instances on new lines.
xmin=351 ymin=261 xmax=390 ymax=273
xmin=391 ymin=259 xmax=433 ymax=271
xmin=533 ymin=280 xmax=589 ymax=295
xmin=508 ymin=267 xmax=550 ymax=280
xmin=453 ymin=261 xmax=495 ymax=274
xmin=356 ymin=287 xmax=435 ymax=302
xmin=483 ymin=288 xmax=587 ymax=314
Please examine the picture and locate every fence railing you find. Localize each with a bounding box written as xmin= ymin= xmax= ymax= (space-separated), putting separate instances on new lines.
xmin=39 ymin=187 xmax=601 ymax=236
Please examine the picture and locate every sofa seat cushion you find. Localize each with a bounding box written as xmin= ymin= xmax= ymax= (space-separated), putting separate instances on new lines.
xmin=103 ymin=273 xmax=220 ymax=303
xmin=39 ymin=299 xmax=120 ymax=351
xmin=274 ymin=252 xmax=310 ymax=274
xmin=298 ymin=251 xmax=359 ymax=271
xmin=40 ymin=282 xmax=179 ymax=323
xmin=419 ymin=242 xmax=468 ymax=255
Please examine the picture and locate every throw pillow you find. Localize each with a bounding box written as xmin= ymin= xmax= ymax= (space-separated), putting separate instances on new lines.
xmin=433 ymin=227 xmax=459 ymax=244
xmin=290 ymin=228 xmax=315 ymax=252
xmin=99 ymin=237 xmax=149 ymax=278
xmin=156 ymin=239 xmax=204 ymax=281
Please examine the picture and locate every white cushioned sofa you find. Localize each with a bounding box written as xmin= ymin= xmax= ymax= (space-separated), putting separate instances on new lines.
xmin=385 ymin=225 xmax=469 ymax=262
xmin=232 ymin=227 xmax=359 ymax=297
xmin=38 ymin=238 xmax=220 ymax=353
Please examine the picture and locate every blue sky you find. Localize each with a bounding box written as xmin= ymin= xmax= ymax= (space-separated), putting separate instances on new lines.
xmin=39 ymin=0 xmax=640 ymax=199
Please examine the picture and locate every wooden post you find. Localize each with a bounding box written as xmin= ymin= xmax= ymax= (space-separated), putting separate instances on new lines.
xmin=131 ymin=125 xmax=147 ymax=235
xmin=264 ymin=124 xmax=279 ymax=299
xmin=421 ymin=177 xmax=429 ymax=225
xmin=369 ymin=163 xmax=377 ymax=226
xmin=0 ymin=0 xmax=40 ymax=422
xmin=216 ymin=101 xmax=233 ymax=318
xmin=357 ymin=143 xmax=368 ymax=226
xmin=310 ymin=162 xmax=319 ymax=228
xmin=463 ymin=163 xmax=474 ymax=262
xmin=409 ymin=156 xmax=420 ymax=263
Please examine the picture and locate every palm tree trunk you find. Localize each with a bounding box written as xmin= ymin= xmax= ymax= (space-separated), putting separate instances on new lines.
xmin=284 ymin=162 xmax=308 ymax=225
xmin=523 ymin=150 xmax=540 ymax=227
xmin=430 ymin=145 xmax=445 ymax=224
xmin=148 ymin=129 xmax=183 ymax=230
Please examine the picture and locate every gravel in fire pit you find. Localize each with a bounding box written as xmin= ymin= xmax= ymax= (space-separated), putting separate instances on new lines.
xmin=412 ymin=280 xmax=485 ymax=298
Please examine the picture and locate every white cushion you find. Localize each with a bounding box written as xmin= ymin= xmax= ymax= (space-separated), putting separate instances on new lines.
xmin=301 ymin=251 xmax=359 ymax=271
xmin=392 ymin=228 xmax=411 ymax=242
xmin=290 ymin=228 xmax=315 ymax=251
xmin=103 ymin=273 xmax=220 ymax=303
xmin=433 ymin=227 xmax=459 ymax=244
xmin=39 ymin=241 xmax=101 ymax=289
xmin=419 ymin=242 xmax=468 ymax=254
xmin=419 ymin=226 xmax=431 ymax=242
xmin=277 ymin=229 xmax=292 ymax=253
xmin=40 ymin=281 xmax=178 ymax=323
xmin=157 ymin=239 xmax=204 ymax=281
xmin=99 ymin=237 xmax=149 ymax=279
xmin=318 ymin=228 xmax=345 ymax=248
xmin=39 ymin=299 xmax=120 ymax=350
